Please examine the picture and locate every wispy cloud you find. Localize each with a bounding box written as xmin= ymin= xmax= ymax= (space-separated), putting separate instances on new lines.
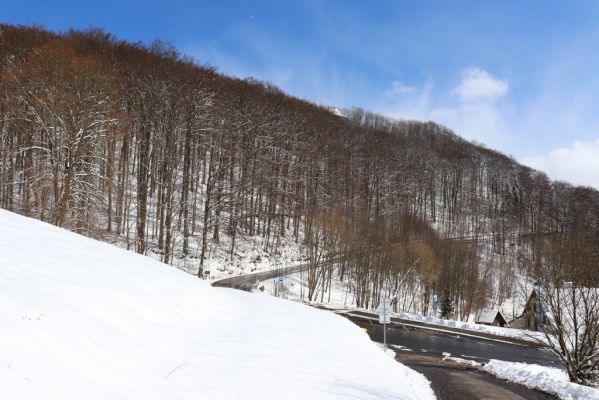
xmin=380 ymin=79 xmax=433 ymax=121
xmin=182 ymin=23 xmax=361 ymax=108
xmin=380 ymin=67 xmax=509 ymax=149
xmin=386 ymin=81 xmax=418 ymax=96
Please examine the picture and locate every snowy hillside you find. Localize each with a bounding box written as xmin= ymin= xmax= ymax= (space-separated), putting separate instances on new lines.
xmin=0 ymin=209 xmax=434 ymax=400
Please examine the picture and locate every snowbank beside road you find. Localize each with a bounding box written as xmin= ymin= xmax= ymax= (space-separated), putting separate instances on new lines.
xmin=443 ymin=353 xmax=599 ymax=400
xmin=0 ymin=209 xmax=435 ymax=400
xmin=391 ymin=311 xmax=546 ymax=342
xmin=482 ymin=360 xmax=599 ymax=400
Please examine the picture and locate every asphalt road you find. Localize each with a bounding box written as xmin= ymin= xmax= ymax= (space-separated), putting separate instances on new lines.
xmin=349 ymin=318 xmax=559 ymax=399
xmin=214 ymin=267 xmax=560 ymax=399
xmin=211 ymin=263 xmax=307 ymax=290
xmin=346 ymin=315 xmax=560 ymax=366
xmin=396 ymin=352 xmax=555 ymax=400
xmin=346 ymin=309 xmax=539 ymax=346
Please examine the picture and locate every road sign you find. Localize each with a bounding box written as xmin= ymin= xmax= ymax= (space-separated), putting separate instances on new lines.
xmin=278 ymin=276 xmax=284 ymax=284
xmin=376 ymin=301 xmax=392 ymax=315
xmin=379 ymin=314 xmax=390 ymax=324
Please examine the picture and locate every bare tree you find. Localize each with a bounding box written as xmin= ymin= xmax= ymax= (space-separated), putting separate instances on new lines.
xmin=540 ymin=283 xmax=599 ymax=385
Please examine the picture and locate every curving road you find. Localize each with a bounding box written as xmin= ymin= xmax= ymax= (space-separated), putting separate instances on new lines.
xmin=211 ymin=263 xmax=307 ymax=291
xmin=213 ymin=266 xmax=559 ymax=399
xmin=343 ymin=312 xmax=559 ymax=365
xmin=347 ymin=314 xmax=558 ymax=363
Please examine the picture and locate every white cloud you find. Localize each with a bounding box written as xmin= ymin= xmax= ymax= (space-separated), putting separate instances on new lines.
xmin=521 ymin=139 xmax=599 ymax=189
xmin=378 ymin=68 xmax=510 ymax=150
xmin=425 ymin=67 xmax=509 ymax=148
xmin=381 ymin=68 xmax=599 ymax=190
xmin=429 ymin=101 xmax=507 ymax=149
xmin=452 ymin=67 xmax=508 ymax=102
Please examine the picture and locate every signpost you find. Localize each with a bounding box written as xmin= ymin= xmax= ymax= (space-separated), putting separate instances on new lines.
xmin=376 ymin=298 xmax=391 ymax=351
xmin=276 ymin=276 xmax=285 ymax=298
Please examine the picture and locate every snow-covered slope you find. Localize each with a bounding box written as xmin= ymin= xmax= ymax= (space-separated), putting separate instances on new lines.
xmin=0 ymin=209 xmax=434 ymax=400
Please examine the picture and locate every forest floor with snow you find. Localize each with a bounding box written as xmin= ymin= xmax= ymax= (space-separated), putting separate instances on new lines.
xmin=110 ymin=221 xmax=306 ymax=281
xmin=0 ymin=209 xmax=435 ymax=400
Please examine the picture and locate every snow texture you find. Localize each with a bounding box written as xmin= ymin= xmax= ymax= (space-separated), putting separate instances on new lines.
xmin=481 ymin=360 xmax=599 ymax=400
xmin=0 ymin=209 xmax=435 ymax=400
xmin=442 ymin=353 xmax=599 ymax=400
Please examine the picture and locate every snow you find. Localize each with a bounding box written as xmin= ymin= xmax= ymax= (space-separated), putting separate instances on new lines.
xmin=134 ymin=225 xmax=305 ymax=281
xmin=373 ymin=309 xmax=545 ymax=343
xmin=441 ymin=353 xmax=480 ymax=368
xmin=329 ymin=107 xmax=346 ymax=117
xmin=441 ymin=351 xmax=599 ymax=400
xmin=481 ymin=360 xmax=599 ymax=400
xmin=260 ymin=266 xmax=356 ymax=305
xmin=0 ymin=209 xmax=435 ymax=400
xmin=391 ymin=344 xmax=413 ymax=352
xmin=475 ymin=309 xmax=501 ymax=324
xmin=260 ymin=266 xmax=546 ymax=344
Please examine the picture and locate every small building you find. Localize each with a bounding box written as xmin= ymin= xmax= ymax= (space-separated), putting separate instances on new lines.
xmin=509 ymin=285 xmax=548 ymax=331
xmin=510 ymin=283 xmax=598 ymax=332
xmin=475 ymin=309 xmax=507 ymax=327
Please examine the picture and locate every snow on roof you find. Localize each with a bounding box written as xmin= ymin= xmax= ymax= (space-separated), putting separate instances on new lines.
xmin=476 ymin=309 xmax=502 ymax=324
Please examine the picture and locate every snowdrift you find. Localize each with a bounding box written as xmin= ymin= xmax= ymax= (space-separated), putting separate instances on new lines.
xmin=0 ymin=209 xmax=434 ymax=400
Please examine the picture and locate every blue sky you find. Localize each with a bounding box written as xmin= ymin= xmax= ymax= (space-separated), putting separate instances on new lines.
xmin=4 ymin=0 xmax=599 ymax=188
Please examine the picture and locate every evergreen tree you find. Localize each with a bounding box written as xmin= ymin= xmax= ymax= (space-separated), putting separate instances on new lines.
xmin=440 ymin=289 xmax=453 ymax=319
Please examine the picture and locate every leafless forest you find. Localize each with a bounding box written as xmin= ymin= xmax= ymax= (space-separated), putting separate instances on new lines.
xmin=1 ymin=25 xmax=598 ymax=320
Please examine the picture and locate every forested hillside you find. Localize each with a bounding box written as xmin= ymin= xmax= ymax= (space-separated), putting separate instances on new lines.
xmin=1 ymin=25 xmax=598 ymax=319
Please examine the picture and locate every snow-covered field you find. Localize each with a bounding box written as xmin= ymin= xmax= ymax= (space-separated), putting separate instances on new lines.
xmin=0 ymin=209 xmax=435 ymax=400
